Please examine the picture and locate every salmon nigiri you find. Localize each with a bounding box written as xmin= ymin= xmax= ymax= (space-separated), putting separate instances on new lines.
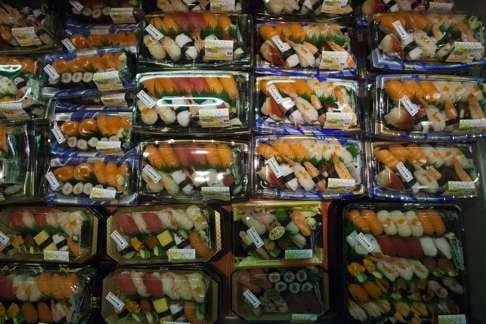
xmin=219 ymin=76 xmax=237 ymax=101
xmin=375 ymin=149 xmax=400 ymax=169
xmin=347 ymin=209 xmax=370 ymax=232
xmin=205 ymin=77 xmax=224 ymax=94
xmin=145 ymin=145 xmax=165 ymax=168
xmin=202 ymin=12 xmax=218 ymax=28
xmin=143 ymin=78 xmax=157 ymax=96
xmin=158 ymin=144 xmax=180 ymax=168
xmin=205 ymin=144 xmax=221 ymax=168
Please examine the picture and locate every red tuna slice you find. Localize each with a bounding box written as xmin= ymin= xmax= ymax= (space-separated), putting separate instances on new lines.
xmin=8 ymin=210 xmax=27 ymax=229
xmin=187 ymin=144 xmax=208 ymax=166
xmin=186 ymin=12 xmax=207 ymax=30
xmin=114 ymin=213 xmax=139 ymax=235
xmin=143 ymin=272 xmax=164 ymax=298
xmin=173 ymin=145 xmax=192 ymax=168
xmin=33 ymin=212 xmax=49 ymax=227
xmin=170 ymin=12 xmax=192 ymax=31
xmin=172 ymin=77 xmax=194 ymax=95
xmin=141 ymin=212 xmax=164 ymax=233
xmin=0 ymin=275 xmax=14 ymax=300
xmin=375 ymin=236 xmax=395 ymax=256
xmin=393 ymin=237 xmax=411 ymax=258
xmin=114 ymin=271 xmax=138 ymax=295
xmin=405 ymin=239 xmax=424 ymax=258
xmin=249 ymin=269 xmax=272 ymax=289
xmin=188 ymin=77 xmax=209 ymax=94
xmin=236 ymin=269 xmax=262 ymax=295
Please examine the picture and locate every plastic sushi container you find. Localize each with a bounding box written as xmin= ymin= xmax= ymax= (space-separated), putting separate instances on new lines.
xmin=256 ymin=19 xmax=356 ymax=77
xmin=258 ymin=0 xmax=352 ymax=16
xmin=0 ymin=263 xmax=96 ymax=323
xmin=0 ymin=206 xmax=98 ymax=263
xmin=373 ymin=74 xmax=486 ymax=141
xmin=66 ymin=0 xmax=142 ymax=24
xmin=371 ymin=12 xmax=486 ymax=72
xmin=45 ymin=88 xmax=136 ymax=107
xmin=139 ymin=139 xmax=249 ymax=202
xmin=232 ymin=201 xmax=324 ymax=267
xmin=255 ymin=75 xmax=360 ymax=135
xmin=50 ymin=111 xmax=132 ymax=153
xmin=231 ymin=266 xmax=330 ymax=321
xmin=62 ymin=22 xmax=141 ymax=53
xmin=368 ymin=141 xmax=480 ymax=201
xmin=0 ymin=58 xmax=47 ymax=120
xmin=45 ymin=150 xmax=138 ymax=206
xmin=357 ymin=0 xmax=454 ymax=26
xmin=101 ymin=268 xmax=220 ymax=323
xmin=342 ymin=202 xmax=467 ymax=323
xmin=135 ymin=71 xmax=250 ymax=135
xmin=254 ymin=135 xmax=365 ymax=199
xmin=143 ymin=0 xmax=246 ymax=13
xmin=0 ymin=1 xmax=58 ymax=55
xmin=41 ymin=48 xmax=133 ymax=92
xmin=139 ymin=12 xmax=252 ymax=68
xmin=106 ymin=204 xmax=222 ymax=264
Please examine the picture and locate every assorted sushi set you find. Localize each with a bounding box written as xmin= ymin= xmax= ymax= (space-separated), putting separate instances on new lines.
xmin=0 ymin=0 xmax=483 ymax=323
xmin=107 ymin=204 xmax=221 ymax=263
xmin=344 ymin=203 xmax=466 ymax=323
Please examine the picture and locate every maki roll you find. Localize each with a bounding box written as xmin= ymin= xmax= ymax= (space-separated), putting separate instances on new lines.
xmin=275 ymin=281 xmax=287 ymax=292
xmin=289 ymin=282 xmax=301 ymax=294
xmin=61 ymin=73 xmax=72 ymax=85
xmin=296 ymin=269 xmax=307 ymax=282
xmin=268 ymin=272 xmax=281 ymax=283
xmin=301 ymin=281 xmax=313 ymax=292
xmin=72 ymin=72 xmax=83 ymax=84
xmin=73 ymin=183 xmax=84 ymax=195
xmin=82 ymin=72 xmax=93 ymax=83
xmin=283 ymin=271 xmax=295 ymax=283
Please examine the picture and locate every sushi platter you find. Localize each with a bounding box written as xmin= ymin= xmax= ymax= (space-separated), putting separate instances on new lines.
xmin=0 ymin=0 xmax=483 ymax=323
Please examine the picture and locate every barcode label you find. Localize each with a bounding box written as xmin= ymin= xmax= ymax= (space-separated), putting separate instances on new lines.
xmin=69 ymin=0 xmax=84 ymax=11
xmin=44 ymin=64 xmax=60 ymax=81
xmin=145 ymin=24 xmax=164 ymax=41
xmin=96 ymin=141 xmax=121 ymax=150
xmin=45 ymin=172 xmax=61 ymax=190
xmin=51 ymin=122 xmax=66 ymax=144
xmin=137 ymin=90 xmax=157 ymax=109
xmin=247 ymin=227 xmax=264 ymax=248
xmin=327 ymin=178 xmax=356 ymax=188
xmin=143 ymin=164 xmax=162 ymax=183
xmin=267 ymin=84 xmax=284 ymax=104
xmin=355 ymin=232 xmax=375 ymax=252
xmin=243 ymin=289 xmax=261 ymax=308
xmin=392 ymin=20 xmax=410 ymax=41
xmin=105 ymin=292 xmax=125 ymax=313
xmin=0 ymin=231 xmax=10 ymax=247
xmin=44 ymin=250 xmax=69 ymax=262
xmin=62 ymin=38 xmax=76 ymax=52
xmin=271 ymin=36 xmax=291 ymax=52
xmin=265 ymin=157 xmax=283 ymax=178
xmin=396 ymin=162 xmax=413 ymax=183
xmin=110 ymin=7 xmax=135 ymax=24
xmin=400 ymin=96 xmax=419 ymax=116
xmin=110 ymin=230 xmax=129 ymax=250
xmin=90 ymin=187 xmax=117 ymax=199
xmin=167 ymin=248 xmax=196 ymax=261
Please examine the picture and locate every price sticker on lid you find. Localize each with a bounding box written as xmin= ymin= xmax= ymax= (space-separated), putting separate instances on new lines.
xmin=242 ymin=289 xmax=261 ymax=309
xmin=291 ymin=314 xmax=318 ymax=322
xmin=201 ymin=186 xmax=230 ymax=201
xmin=319 ymin=51 xmax=349 ymax=70
xmin=45 ymin=171 xmax=61 ymax=191
xmin=91 ymin=26 xmax=110 ymax=35
xmin=96 ymin=141 xmax=121 ymax=150
xmin=101 ymin=92 xmax=128 ymax=107
xmin=93 ymin=71 xmax=124 ymax=92
xmin=285 ymin=249 xmax=313 ymax=259
xmin=438 ymin=314 xmax=467 ymax=324
xmin=167 ymin=248 xmax=196 ymax=261
xmin=90 ymin=187 xmax=117 ymax=199
xmin=145 ymin=24 xmax=164 ymax=41
xmin=51 ymin=122 xmax=66 ymax=144
xmin=324 ymin=112 xmax=354 ymax=128
xmin=266 ymin=84 xmax=284 ymax=104
xmin=400 ymin=96 xmax=419 ymax=117
xmin=271 ymin=35 xmax=291 ymax=53
xmin=142 ymin=164 xmax=162 ymax=184
xmin=204 ymin=39 xmax=234 ymax=61
xmin=61 ymin=38 xmax=76 ymax=52
xmin=447 ymin=181 xmax=476 ymax=192
xmin=392 ymin=20 xmax=412 ymax=43
xmin=110 ymin=7 xmax=136 ymax=24
xmin=44 ymin=250 xmax=69 ymax=262
xmin=328 ymin=178 xmax=355 ymax=188
xmin=265 ymin=157 xmax=283 ymax=178
xmin=137 ymin=90 xmax=156 ymax=109
xmin=106 ymin=292 xmax=125 ymax=313
xmin=355 ymin=232 xmax=375 ymax=252
xmin=210 ymin=0 xmax=236 ymax=11
xmin=396 ymin=162 xmax=414 ymax=183
xmin=12 ymin=27 xmax=42 ymax=47
xmin=199 ymin=108 xmax=230 ymax=128
xmin=247 ymin=227 xmax=264 ymax=249
xmin=44 ymin=64 xmax=60 ymax=81
xmin=110 ymin=230 xmax=129 ymax=250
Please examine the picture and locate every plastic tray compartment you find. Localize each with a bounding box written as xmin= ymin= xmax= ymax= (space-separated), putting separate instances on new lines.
xmin=232 ymin=200 xmax=324 ymax=267
xmin=370 ymin=12 xmax=485 ymax=72
xmin=106 ymin=204 xmax=222 ymax=264
xmin=342 ymin=202 xmax=467 ymax=323
xmin=255 ymin=75 xmax=360 ymax=135
xmin=369 ymin=141 xmax=480 ymax=201
xmin=256 ymin=19 xmax=356 ymax=77
xmin=254 ymin=135 xmax=365 ymax=199
xmin=0 ymin=263 xmax=96 ymax=324
xmin=373 ymin=74 xmax=486 ymax=140
xmin=102 ymin=268 xmax=219 ymax=323
xmin=139 ymin=139 xmax=249 ymax=202
xmin=135 ymin=71 xmax=250 ymax=135
xmin=0 ymin=206 xmax=98 ymax=263
xmin=231 ymin=266 xmax=330 ymax=322
xmin=139 ymin=12 xmax=251 ymax=68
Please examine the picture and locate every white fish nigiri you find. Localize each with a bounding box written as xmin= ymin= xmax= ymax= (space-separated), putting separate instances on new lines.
xmin=131 ymin=271 xmax=149 ymax=297
xmin=434 ymin=237 xmax=452 ymax=259
xmin=420 ymin=237 xmax=438 ymax=257
xmin=293 ymin=163 xmax=315 ymax=191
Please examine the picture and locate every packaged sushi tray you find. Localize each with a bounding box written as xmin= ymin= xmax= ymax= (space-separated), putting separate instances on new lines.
xmin=231 ymin=266 xmax=329 ymax=321
xmin=358 ymin=0 xmax=454 ymax=26
xmin=67 ymin=0 xmax=142 ymax=24
xmin=373 ymin=74 xmax=486 ymax=140
xmin=0 ymin=1 xmax=57 ymax=55
xmin=371 ymin=12 xmax=486 ymax=71
xmin=45 ymin=150 xmax=138 ymax=206
xmin=0 ymin=263 xmax=96 ymax=323
xmin=140 ymin=12 xmax=251 ymax=68
xmin=232 ymin=201 xmax=324 ymax=267
xmin=135 ymin=71 xmax=250 ymax=134
xmin=0 ymin=206 xmax=98 ymax=263
xmin=343 ymin=203 xmax=466 ymax=323
xmin=50 ymin=110 xmax=132 ymax=153
xmin=106 ymin=204 xmax=222 ymax=264
xmin=46 ymin=88 xmax=135 ymax=107
xmin=259 ymin=0 xmax=353 ymax=16
xmin=255 ymin=75 xmax=360 ymax=135
xmin=143 ymin=0 xmax=246 ymax=13
xmin=256 ymin=20 xmax=356 ymax=77
xmin=62 ymin=22 xmax=141 ymax=53
xmin=369 ymin=141 xmax=480 ymax=201
xmin=101 ymin=268 xmax=219 ymax=323
xmin=140 ymin=140 xmax=249 ymax=202
xmin=42 ymin=48 xmax=134 ymax=92
xmin=254 ymin=136 xmax=365 ymax=199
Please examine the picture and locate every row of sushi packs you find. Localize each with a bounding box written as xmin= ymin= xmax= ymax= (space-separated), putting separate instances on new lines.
xmin=344 ymin=203 xmax=466 ymax=323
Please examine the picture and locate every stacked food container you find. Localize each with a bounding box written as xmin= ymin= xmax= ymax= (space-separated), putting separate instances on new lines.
xmin=0 ymin=0 xmax=483 ymax=323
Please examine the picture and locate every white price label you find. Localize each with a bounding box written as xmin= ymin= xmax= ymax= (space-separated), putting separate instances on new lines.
xmin=44 ymin=64 xmax=60 ymax=81
xmin=90 ymin=187 xmax=117 ymax=199
xmin=101 ymin=93 xmax=128 ymax=107
xmin=285 ymin=249 xmax=313 ymax=259
xmin=91 ymin=26 xmax=110 ymax=35
xmin=265 ymin=157 xmax=283 ymax=178
xmin=163 ymin=322 xmax=190 ymax=324
xmin=271 ymin=36 xmax=291 ymax=53
xmin=291 ymin=314 xmax=318 ymax=322
xmin=167 ymin=248 xmax=196 ymax=261
xmin=428 ymin=1 xmax=454 ymax=11
xmin=400 ymin=95 xmax=419 ymax=117
xmin=137 ymin=90 xmax=157 ymax=109
xmin=210 ymin=0 xmax=236 ymax=11
xmin=267 ymin=84 xmax=284 ymax=104
xmin=145 ymin=24 xmax=164 ymax=41
xmin=0 ymin=231 xmax=10 ymax=248
xmin=447 ymin=181 xmax=476 ymax=191
xmin=438 ymin=314 xmax=467 ymax=324
xmin=355 ymin=232 xmax=375 ymax=252
xmin=459 ymin=118 xmax=486 ymax=129
xmin=93 ymin=71 xmax=123 ymax=91
xmin=69 ymin=0 xmax=84 ymax=11
xmin=61 ymin=38 xmax=76 ymax=52
xmin=44 ymin=250 xmax=69 ymax=262
xmin=199 ymin=108 xmax=230 ymax=128
xmin=143 ymin=164 xmax=162 ymax=183
xmin=392 ymin=20 xmax=411 ymax=43
xmin=105 ymin=292 xmax=125 ymax=313
xmin=204 ymin=39 xmax=234 ymax=61
xmin=324 ymin=112 xmax=354 ymax=128
xmin=322 ymin=0 xmax=348 ymax=7
xmin=201 ymin=186 xmax=230 ymax=201
xmin=396 ymin=162 xmax=414 ymax=183
xmin=51 ymin=122 xmax=66 ymax=144
xmin=0 ymin=105 xmax=29 ymax=120
xmin=110 ymin=7 xmax=136 ymax=24
xmin=110 ymin=230 xmax=129 ymax=250
xmin=12 ymin=27 xmax=42 ymax=47
xmin=327 ymin=178 xmax=356 ymax=188
xmin=45 ymin=171 xmax=61 ymax=190
xmin=96 ymin=141 xmax=121 ymax=150
xmin=320 ymin=50 xmax=349 ymax=70
xmin=242 ymin=289 xmax=261 ymax=309
xmin=246 ymin=227 xmax=264 ymax=249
